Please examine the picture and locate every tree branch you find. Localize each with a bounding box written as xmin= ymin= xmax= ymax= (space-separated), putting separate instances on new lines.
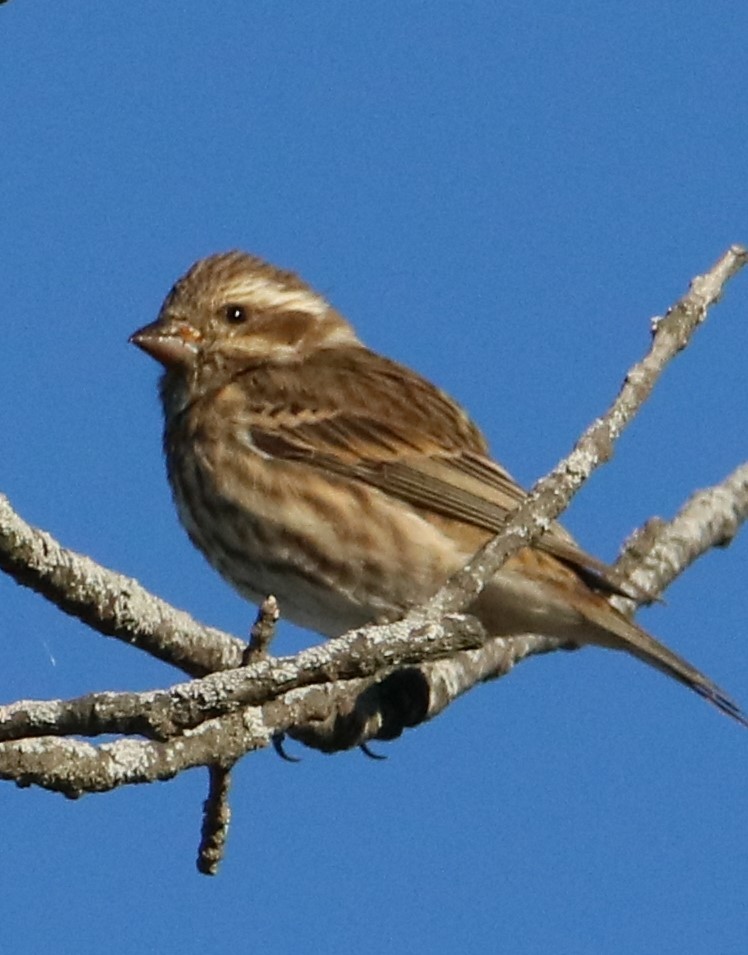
xmin=0 ymin=612 xmax=488 ymax=743
xmin=615 ymin=461 xmax=748 ymax=601
xmin=0 ymin=494 xmax=243 ymax=676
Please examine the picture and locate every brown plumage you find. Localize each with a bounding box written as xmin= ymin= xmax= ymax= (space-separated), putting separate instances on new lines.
xmin=131 ymin=250 xmax=746 ymax=727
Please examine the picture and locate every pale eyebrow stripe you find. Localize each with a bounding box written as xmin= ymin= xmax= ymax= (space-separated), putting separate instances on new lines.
xmin=222 ymin=277 xmax=329 ymax=316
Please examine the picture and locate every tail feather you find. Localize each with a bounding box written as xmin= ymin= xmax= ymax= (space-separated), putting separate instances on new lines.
xmin=583 ymin=602 xmax=748 ymax=729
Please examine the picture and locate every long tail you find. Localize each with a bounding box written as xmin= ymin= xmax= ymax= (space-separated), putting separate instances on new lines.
xmin=582 ymin=601 xmax=748 ymax=728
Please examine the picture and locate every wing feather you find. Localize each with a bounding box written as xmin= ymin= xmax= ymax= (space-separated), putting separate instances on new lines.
xmin=240 ymin=346 xmax=628 ymax=597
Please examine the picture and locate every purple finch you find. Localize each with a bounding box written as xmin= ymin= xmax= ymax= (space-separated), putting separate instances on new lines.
xmin=131 ymin=251 xmax=746 ymax=726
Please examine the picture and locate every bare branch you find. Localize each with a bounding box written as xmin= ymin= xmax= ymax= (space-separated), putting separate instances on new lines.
xmin=243 ymin=595 xmax=281 ymax=662
xmin=0 ymin=680 xmax=350 ymax=796
xmin=200 ymin=594 xmax=284 ymax=875
xmin=197 ymin=766 xmax=233 ymax=876
xmin=0 ymin=612 xmax=487 ymax=743
xmin=0 ymin=494 xmax=244 ymax=676
xmin=616 ymin=461 xmax=748 ymax=601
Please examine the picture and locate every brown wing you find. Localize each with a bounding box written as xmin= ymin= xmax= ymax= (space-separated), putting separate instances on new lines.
xmin=240 ymin=345 xmax=627 ymax=596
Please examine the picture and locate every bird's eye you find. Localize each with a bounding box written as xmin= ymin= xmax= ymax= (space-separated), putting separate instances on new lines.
xmin=223 ymin=304 xmax=248 ymax=325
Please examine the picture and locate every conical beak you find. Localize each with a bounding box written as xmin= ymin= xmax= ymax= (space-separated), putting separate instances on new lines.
xmin=129 ymin=320 xmax=201 ymax=367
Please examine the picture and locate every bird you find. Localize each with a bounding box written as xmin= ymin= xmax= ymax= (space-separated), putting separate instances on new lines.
xmin=130 ymin=250 xmax=746 ymax=727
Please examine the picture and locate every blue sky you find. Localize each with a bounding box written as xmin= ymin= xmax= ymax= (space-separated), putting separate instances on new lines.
xmin=2 ymin=2 xmax=747 ymax=952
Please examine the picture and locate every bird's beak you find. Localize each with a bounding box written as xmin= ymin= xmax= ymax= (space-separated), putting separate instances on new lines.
xmin=129 ymin=319 xmax=201 ymax=368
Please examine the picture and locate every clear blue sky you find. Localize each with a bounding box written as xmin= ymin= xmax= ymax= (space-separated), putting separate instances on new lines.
xmin=2 ymin=3 xmax=747 ymax=953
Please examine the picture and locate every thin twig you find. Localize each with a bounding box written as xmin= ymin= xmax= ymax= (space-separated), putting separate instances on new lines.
xmin=197 ymin=765 xmax=233 ymax=876
xmin=243 ymin=595 xmax=280 ymax=663
xmin=616 ymin=461 xmax=748 ymax=600
xmin=200 ymin=596 xmax=281 ymax=875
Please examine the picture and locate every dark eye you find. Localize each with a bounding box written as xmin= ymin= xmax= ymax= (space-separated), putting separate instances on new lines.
xmin=223 ymin=304 xmax=248 ymax=325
